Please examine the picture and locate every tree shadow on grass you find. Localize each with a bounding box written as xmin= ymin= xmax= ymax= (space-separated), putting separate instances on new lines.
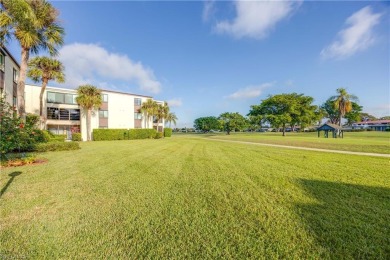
xmin=0 ymin=171 xmax=22 ymax=199
xmin=295 ymin=179 xmax=390 ymax=259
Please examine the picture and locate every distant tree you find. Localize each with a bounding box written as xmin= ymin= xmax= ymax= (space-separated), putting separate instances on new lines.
xmin=343 ymin=103 xmax=363 ymax=125
xmin=27 ymin=56 xmax=65 ymax=129
xmin=165 ymin=112 xmax=178 ymax=128
xmin=249 ymin=93 xmax=318 ymax=136
xmin=194 ymin=116 xmax=221 ymax=132
xmin=218 ymin=112 xmax=248 ymax=135
xmin=248 ymin=115 xmax=263 ymax=131
xmin=359 ymin=112 xmax=377 ymax=122
xmin=321 ymin=98 xmax=361 ymax=126
xmin=331 ymin=88 xmax=358 ymax=130
xmin=76 ymin=85 xmax=102 ymax=141
xmin=0 ymin=0 xmax=64 ymax=120
xmin=380 ymin=116 xmax=390 ymax=120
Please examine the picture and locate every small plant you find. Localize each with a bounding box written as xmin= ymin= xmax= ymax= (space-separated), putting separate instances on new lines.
xmin=1 ymin=154 xmax=37 ymax=167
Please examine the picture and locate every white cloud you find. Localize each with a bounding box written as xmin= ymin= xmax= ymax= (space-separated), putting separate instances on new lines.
xmin=321 ymin=6 xmax=382 ymax=59
xmin=226 ymin=82 xmax=273 ymax=99
xmin=59 ymin=43 xmax=161 ymax=94
xmin=167 ymin=98 xmax=182 ymax=107
xmin=203 ymin=0 xmax=215 ymax=22
xmin=215 ymin=0 xmax=301 ymax=39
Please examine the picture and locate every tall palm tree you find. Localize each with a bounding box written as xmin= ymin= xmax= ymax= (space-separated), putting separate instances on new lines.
xmin=27 ymin=56 xmax=65 ymax=129
xmin=0 ymin=0 xmax=64 ymax=120
xmin=76 ymin=85 xmax=102 ymax=141
xmin=165 ymin=112 xmax=178 ymax=128
xmin=155 ymin=102 xmax=169 ymax=132
xmin=140 ymin=99 xmax=157 ymax=128
xmin=331 ymin=88 xmax=358 ymax=129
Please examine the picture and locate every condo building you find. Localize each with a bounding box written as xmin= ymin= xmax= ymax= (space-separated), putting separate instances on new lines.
xmin=0 ymin=46 xmax=20 ymax=107
xmin=25 ymin=84 xmax=165 ymax=141
xmin=1 ymin=46 xmax=164 ymax=141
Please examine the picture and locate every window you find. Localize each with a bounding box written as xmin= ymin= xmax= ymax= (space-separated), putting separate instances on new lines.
xmin=47 ymin=92 xmax=77 ymax=104
xmin=13 ymin=96 xmax=17 ymax=107
xmin=0 ymin=54 xmax=4 ymax=71
xmin=134 ymin=112 xmax=142 ymax=119
xmin=102 ymin=94 xmax=108 ymax=103
xmin=13 ymin=68 xmax=18 ymax=82
xmin=134 ymin=98 xmax=141 ymax=106
xmin=99 ymin=110 xmax=108 ymax=118
xmin=47 ymin=107 xmax=80 ymax=120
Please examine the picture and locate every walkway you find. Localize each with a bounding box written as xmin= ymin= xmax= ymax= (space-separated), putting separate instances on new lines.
xmin=207 ymin=138 xmax=390 ymax=158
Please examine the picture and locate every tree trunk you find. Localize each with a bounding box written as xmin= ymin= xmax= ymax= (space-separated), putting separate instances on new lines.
xmin=18 ymin=47 xmax=29 ymax=121
xmin=339 ymin=112 xmax=342 ymax=136
xmin=87 ymin=109 xmax=92 ymax=141
xmin=282 ymin=124 xmax=286 ymax=136
xmin=39 ymin=79 xmax=48 ymax=130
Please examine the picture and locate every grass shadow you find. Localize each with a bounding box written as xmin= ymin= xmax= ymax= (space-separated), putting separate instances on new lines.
xmin=0 ymin=171 xmax=22 ymax=199
xmin=295 ymin=179 xmax=390 ymax=259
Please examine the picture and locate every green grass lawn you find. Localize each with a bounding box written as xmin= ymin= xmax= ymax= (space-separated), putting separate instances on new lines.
xmin=1 ymin=136 xmax=389 ymax=259
xmin=205 ymin=131 xmax=390 ymax=154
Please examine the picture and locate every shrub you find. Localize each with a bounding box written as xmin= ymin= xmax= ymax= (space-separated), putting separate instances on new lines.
xmin=155 ymin=132 xmax=163 ymax=139
xmin=128 ymin=129 xmax=157 ymax=140
xmin=72 ymin=133 xmax=82 ymax=141
xmin=31 ymin=129 xmax=51 ymax=143
xmin=35 ymin=142 xmax=80 ymax=152
xmin=93 ymin=129 xmax=157 ymax=141
xmin=164 ymin=128 xmax=172 ymax=137
xmin=49 ymin=135 xmax=66 ymax=142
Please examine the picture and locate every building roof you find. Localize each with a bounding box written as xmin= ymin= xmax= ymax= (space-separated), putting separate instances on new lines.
xmin=0 ymin=45 xmax=20 ymax=68
xmin=317 ymin=123 xmax=343 ymax=130
xmin=26 ymin=84 xmax=153 ymax=98
xmin=353 ymin=120 xmax=390 ymax=125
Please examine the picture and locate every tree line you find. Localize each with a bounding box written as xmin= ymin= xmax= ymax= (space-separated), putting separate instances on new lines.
xmin=194 ymin=88 xmax=386 ymax=136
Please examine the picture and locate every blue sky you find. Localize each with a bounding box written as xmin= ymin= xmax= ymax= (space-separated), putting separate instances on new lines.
xmin=7 ymin=0 xmax=390 ymax=127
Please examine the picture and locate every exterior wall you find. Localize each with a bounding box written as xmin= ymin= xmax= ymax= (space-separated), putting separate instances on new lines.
xmin=25 ymin=84 xmax=156 ymax=141
xmin=0 ymin=47 xmax=20 ymax=107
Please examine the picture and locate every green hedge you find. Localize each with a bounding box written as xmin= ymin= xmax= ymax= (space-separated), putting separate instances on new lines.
xmin=72 ymin=133 xmax=82 ymax=141
xmin=164 ymin=128 xmax=172 ymax=137
xmin=48 ymin=134 xmax=67 ymax=142
xmin=93 ymin=129 xmax=157 ymax=141
xmin=35 ymin=142 xmax=80 ymax=152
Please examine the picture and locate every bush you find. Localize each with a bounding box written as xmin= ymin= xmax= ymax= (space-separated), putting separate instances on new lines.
xmin=93 ymin=129 xmax=157 ymax=141
xmin=35 ymin=142 xmax=80 ymax=152
xmin=72 ymin=133 xmax=82 ymax=141
xmin=155 ymin=132 xmax=164 ymax=139
xmin=31 ymin=129 xmax=51 ymax=143
xmin=164 ymin=128 xmax=172 ymax=137
xmin=49 ymin=135 xmax=66 ymax=142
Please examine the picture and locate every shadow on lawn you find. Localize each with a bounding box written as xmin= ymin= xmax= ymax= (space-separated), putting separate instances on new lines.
xmin=295 ymin=179 xmax=390 ymax=259
xmin=0 ymin=171 xmax=22 ymax=199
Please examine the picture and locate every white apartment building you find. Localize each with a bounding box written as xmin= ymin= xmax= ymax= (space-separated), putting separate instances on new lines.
xmin=0 ymin=46 xmax=20 ymax=107
xmin=25 ymin=84 xmax=164 ymax=141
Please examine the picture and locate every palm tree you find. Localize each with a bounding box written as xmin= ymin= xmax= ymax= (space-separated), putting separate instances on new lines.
xmin=27 ymin=56 xmax=65 ymax=129
xmin=140 ymin=99 xmax=157 ymax=128
xmin=331 ymin=88 xmax=358 ymax=133
xmin=76 ymin=85 xmax=102 ymax=141
xmin=165 ymin=112 xmax=178 ymax=128
xmin=0 ymin=0 xmax=64 ymax=120
xmin=155 ymin=102 xmax=169 ymax=132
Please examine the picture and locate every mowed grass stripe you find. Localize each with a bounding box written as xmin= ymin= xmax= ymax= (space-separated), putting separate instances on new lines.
xmin=0 ymin=137 xmax=389 ymax=259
